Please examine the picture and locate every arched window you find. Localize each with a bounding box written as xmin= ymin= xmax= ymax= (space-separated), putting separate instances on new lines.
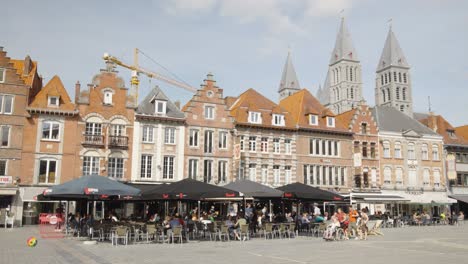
xmin=408 ymin=142 xmax=415 ymax=160
xmin=383 ymin=141 xmax=391 ymax=158
xmin=384 ymin=73 xmax=388 ymax=84
xmin=394 ymin=141 xmax=402 ymax=158
xmin=421 ymin=144 xmax=428 ymax=160
xmin=381 ymin=75 xmax=384 ymax=86
xmin=347 ymin=88 xmax=349 ymax=98
xmin=402 ymin=88 xmax=407 ymax=100
xmin=396 ymin=87 xmax=400 ymax=100
xmin=403 ymin=73 xmax=407 ymax=83
xmin=350 ymin=87 xmax=354 ymax=99
xmin=398 ymin=72 xmax=402 ymax=83
xmin=395 ymin=167 xmax=403 ymax=185
xmin=432 ymin=144 xmax=439 ymax=160
xmin=387 ymin=88 xmax=391 ymax=101
xmin=337 ymin=89 xmax=340 ymax=100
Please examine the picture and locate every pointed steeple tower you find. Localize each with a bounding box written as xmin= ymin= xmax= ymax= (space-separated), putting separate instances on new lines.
xmin=375 ymin=26 xmax=413 ymax=117
xmin=278 ymin=50 xmax=301 ymax=100
xmin=321 ymin=17 xmax=363 ymax=114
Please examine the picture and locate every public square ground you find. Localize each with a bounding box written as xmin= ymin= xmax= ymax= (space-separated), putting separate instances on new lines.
xmin=1 ymin=224 xmax=467 ymax=264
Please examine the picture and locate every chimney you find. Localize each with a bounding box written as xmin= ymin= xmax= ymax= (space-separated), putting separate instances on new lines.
xmin=174 ymin=100 xmax=181 ymax=109
xmin=23 ymin=55 xmax=32 ymax=76
xmin=75 ymin=81 xmax=81 ymax=103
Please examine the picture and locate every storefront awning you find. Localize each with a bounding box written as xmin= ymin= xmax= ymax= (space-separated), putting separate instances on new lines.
xmin=449 ymin=194 xmax=468 ymax=204
xmin=353 ymin=194 xmax=409 ymax=203
xmin=0 ymin=188 xmax=17 ymax=196
xmin=381 ymin=190 xmax=456 ymax=204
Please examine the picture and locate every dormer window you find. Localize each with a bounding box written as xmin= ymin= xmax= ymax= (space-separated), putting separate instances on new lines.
xmin=447 ymin=130 xmax=457 ymax=139
xmin=155 ymin=100 xmax=167 ymax=114
xmin=327 ymin=117 xmax=335 ymax=128
xmin=104 ymin=91 xmax=113 ymax=105
xmin=0 ymin=68 xmax=5 ymax=83
xmin=309 ymin=115 xmax=318 ymax=126
xmin=48 ymin=96 xmax=59 ymax=107
xmin=248 ymin=111 xmax=261 ymax=124
xmin=272 ymin=114 xmax=285 ymax=126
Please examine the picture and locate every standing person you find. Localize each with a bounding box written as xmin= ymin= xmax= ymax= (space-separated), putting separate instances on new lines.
xmin=348 ymin=206 xmax=359 ymax=237
xmin=313 ymin=203 xmax=321 ymax=217
xmin=357 ymin=208 xmax=369 ymax=240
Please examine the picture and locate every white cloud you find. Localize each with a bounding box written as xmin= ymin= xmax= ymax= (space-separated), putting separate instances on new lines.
xmin=305 ymin=0 xmax=354 ymax=17
xmin=163 ymin=0 xmax=217 ymax=15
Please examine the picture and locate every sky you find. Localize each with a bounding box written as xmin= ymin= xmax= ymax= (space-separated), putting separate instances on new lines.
xmin=2 ymin=0 xmax=468 ymax=126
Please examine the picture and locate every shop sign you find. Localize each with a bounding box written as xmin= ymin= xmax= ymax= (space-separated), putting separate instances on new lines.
xmin=0 ymin=176 xmax=12 ymax=185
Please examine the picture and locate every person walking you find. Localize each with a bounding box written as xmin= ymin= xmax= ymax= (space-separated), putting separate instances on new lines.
xmin=348 ymin=206 xmax=359 ymax=238
xmin=357 ymin=208 xmax=369 ymax=240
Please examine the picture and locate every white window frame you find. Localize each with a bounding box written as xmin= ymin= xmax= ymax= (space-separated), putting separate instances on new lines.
xmin=204 ymin=130 xmax=214 ymax=153
xmin=163 ymin=156 xmax=174 ymax=179
xmin=432 ymin=145 xmax=440 ymax=161
xmin=249 ymin=164 xmax=256 ymax=181
xmin=204 ymin=105 xmax=214 ymax=120
xmin=273 ymin=165 xmax=280 ymax=185
xmin=41 ymin=121 xmax=60 ymax=141
xmin=189 ymin=129 xmax=199 ymax=147
xmin=261 ymin=165 xmax=268 ymax=184
xmin=48 ymin=96 xmax=60 ymax=107
xmin=260 ymin=137 xmax=268 ymax=153
xmin=0 ymin=94 xmax=14 ymax=114
xmin=273 ymin=138 xmax=280 ymax=154
xmin=309 ymin=114 xmax=318 ymax=126
xmin=110 ymin=124 xmax=125 ymax=136
xmin=394 ymin=142 xmax=402 ymax=159
xmin=284 ymin=139 xmax=292 ymax=154
xmin=85 ymin=122 xmax=102 ymax=135
xmin=423 ymin=169 xmax=430 ymax=186
xmin=272 ymin=114 xmax=285 ymax=126
xmin=433 ymin=169 xmax=441 ymax=187
xmin=421 ymin=144 xmax=429 ymax=160
xmin=38 ymin=159 xmax=57 ymax=184
xmin=155 ymin=100 xmax=167 ymax=114
xmin=285 ymin=166 xmax=291 ymax=184
xmin=1 ymin=126 xmax=10 ymax=147
xmin=83 ymin=156 xmax=100 ymax=176
xmin=383 ymin=141 xmax=390 ymax=158
xmin=142 ymin=125 xmax=154 ymax=143
xmin=140 ymin=154 xmax=152 ymax=179
xmin=248 ymin=136 xmax=256 ymax=152
xmin=326 ymin=117 xmax=335 ymax=128
xmin=218 ymin=161 xmax=227 ymax=183
xmin=164 ymin=127 xmax=176 ymax=144
xmin=188 ymin=159 xmax=198 ymax=180
xmin=408 ymin=143 xmax=416 ymax=160
xmin=384 ymin=167 xmax=392 ymax=184
xmin=108 ymin=157 xmax=124 ymax=179
xmin=0 ymin=68 xmax=5 ymax=83
xmin=218 ymin=131 xmax=228 ymax=149
xmin=396 ymin=167 xmax=403 ymax=185
xmin=248 ymin=111 xmax=261 ymax=124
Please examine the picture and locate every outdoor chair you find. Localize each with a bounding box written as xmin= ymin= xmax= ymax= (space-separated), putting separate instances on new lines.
xmin=145 ymin=224 xmax=158 ymax=243
xmin=314 ymin=222 xmax=328 ymax=237
xmin=112 ymin=226 xmax=129 ymax=246
xmin=239 ymin=224 xmax=249 ymax=242
xmin=218 ymin=225 xmax=230 ymax=242
xmin=275 ymin=223 xmax=287 ymax=239
xmin=171 ymin=226 xmax=183 ymax=244
xmin=262 ymin=223 xmax=275 ymax=239
xmin=4 ymin=213 xmax=14 ymax=229
xmin=206 ymin=223 xmax=217 ymax=241
xmin=186 ymin=222 xmax=196 ymax=241
xmin=156 ymin=226 xmax=169 ymax=244
xmin=286 ymin=223 xmax=296 ymax=239
xmin=195 ymin=222 xmax=205 ymax=239
xmin=368 ymin=220 xmax=384 ymax=236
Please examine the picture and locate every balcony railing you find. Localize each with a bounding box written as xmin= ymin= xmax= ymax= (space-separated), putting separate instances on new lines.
xmin=82 ymin=134 xmax=104 ymax=147
xmin=108 ymin=136 xmax=128 ymax=149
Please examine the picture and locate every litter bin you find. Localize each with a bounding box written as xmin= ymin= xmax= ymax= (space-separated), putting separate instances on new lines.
xmin=23 ymin=210 xmax=37 ymax=225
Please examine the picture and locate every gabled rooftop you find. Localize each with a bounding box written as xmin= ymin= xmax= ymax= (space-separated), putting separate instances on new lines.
xmin=28 ymin=75 xmax=76 ymax=114
xmin=329 ymin=17 xmax=359 ymax=65
xmin=376 ymin=27 xmax=410 ymax=72
xmin=137 ymin=86 xmax=185 ymax=120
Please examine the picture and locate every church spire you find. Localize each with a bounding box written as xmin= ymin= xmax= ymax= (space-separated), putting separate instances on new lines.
xmin=278 ymin=50 xmax=301 ymax=100
xmin=329 ymin=17 xmax=358 ymax=65
xmin=376 ymin=27 xmax=409 ymax=72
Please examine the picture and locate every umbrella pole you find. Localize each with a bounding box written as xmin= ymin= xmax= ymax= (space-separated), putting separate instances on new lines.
xmin=269 ymin=200 xmax=272 ymax=222
xmin=198 ymin=200 xmax=201 ymax=220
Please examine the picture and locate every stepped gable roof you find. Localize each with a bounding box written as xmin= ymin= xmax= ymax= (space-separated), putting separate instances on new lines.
xmin=11 ymin=56 xmax=38 ymax=86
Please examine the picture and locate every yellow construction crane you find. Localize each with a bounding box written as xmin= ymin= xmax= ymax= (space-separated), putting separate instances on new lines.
xmin=103 ymin=48 xmax=197 ymax=102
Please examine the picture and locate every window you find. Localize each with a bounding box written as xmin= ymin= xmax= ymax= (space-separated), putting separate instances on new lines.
xmin=155 ymin=101 xmax=167 ymax=114
xmin=108 ymin=158 xmax=124 ymax=178
xmin=273 ymin=138 xmax=280 ymax=153
xmin=260 ymin=137 xmax=268 ymax=153
xmin=0 ymin=68 xmax=4 ymax=83
xmin=384 ymin=73 xmax=388 ymax=84
xmin=326 ymin=117 xmax=335 ymax=127
xmin=203 ymin=160 xmax=213 ymax=183
xmin=240 ymin=136 xmax=244 ymax=151
xmin=261 ymin=165 xmax=268 ymax=184
xmin=381 ymin=75 xmax=384 ymax=86
xmin=393 ymin=72 xmax=397 ymax=82
xmin=309 ymin=115 xmax=318 ymax=125
xmin=248 ymin=111 xmax=261 ymax=124
xmin=140 ymin=155 xmax=152 ymax=179
xmin=396 ymin=168 xmax=403 ymax=185
xmin=398 ymin=72 xmax=402 ymax=83
xmin=349 ymin=68 xmax=353 ymax=81
xmin=0 ymin=95 xmax=13 ymax=114
xmin=322 ymin=140 xmax=326 ymax=155
xmin=423 ymin=169 xmax=430 ymax=186
xmin=382 ymin=89 xmax=386 ymax=102
xmin=38 ymin=160 xmax=56 ymax=184
xmin=316 ymin=166 xmax=321 ymax=185
xmin=384 ymin=167 xmax=391 ymax=184
xmin=48 ymin=96 xmax=60 ymax=107
xmin=285 ymin=166 xmax=291 ymax=184
xmin=189 ymin=129 xmax=199 ymax=147
xmin=350 ymin=87 xmax=354 ymax=99
xmin=110 ymin=124 xmax=124 ymax=136
xmin=188 ymin=159 xmax=198 ymax=180
xmin=164 ymin=127 xmax=175 ymax=144
xmin=434 ymin=169 xmax=441 ymax=187
xmin=272 ymin=114 xmax=285 ymax=126
xmin=370 ymin=143 xmax=376 ymax=159
xmin=383 ymin=141 xmax=390 ymax=158
xmin=1 ymin=126 xmax=9 ymax=147
xmin=394 ymin=142 xmax=401 ymax=158
xmin=85 ymin=122 xmax=102 ymax=135
xmin=421 ymin=144 xmax=428 ymax=160
xmin=249 ymin=164 xmax=256 ymax=181
xmin=204 ymin=106 xmax=214 ymax=119
xmin=142 ymin=126 xmax=154 ymax=143
xmin=432 ymin=145 xmax=439 ymax=160
xmin=400 ymin=105 xmax=404 ymax=112
xmin=218 ymin=161 xmax=227 ymax=183
xmin=387 ymin=88 xmax=391 ymax=101
xmin=284 ymin=139 xmax=291 ymax=154
xmin=361 ymin=123 xmax=367 ymax=134
xmin=42 ymin=121 xmax=60 ymax=140
xmin=341 ymin=167 xmax=345 ymax=186
xmin=447 ymin=130 xmax=456 ymax=139
xmin=354 ymin=141 xmax=360 ymax=154
xmin=204 ymin=130 xmax=213 ymax=153
xmin=83 ymin=156 xmax=99 ymax=176
xmin=408 ymin=143 xmax=415 ymax=160
xmin=396 ymin=87 xmax=400 ymax=100
xmin=362 ymin=142 xmax=368 ymax=158
xmin=334 ymin=141 xmax=338 ymax=156
xmin=0 ymin=160 xmax=6 ymax=176
xmin=322 ymin=166 xmax=327 ymax=185
xmin=408 ymin=169 xmax=417 ymax=187
xmin=402 ymin=88 xmax=407 ymax=100
xmin=163 ymin=156 xmax=174 ymax=179
xmin=403 ymin=73 xmax=407 ymax=83
xmin=328 ymin=167 xmax=333 ymax=186
xmin=248 ymin=136 xmax=256 ymax=152
xmin=103 ymin=91 xmax=112 ymax=105
xmin=273 ymin=165 xmax=280 ymax=185
xmin=218 ymin=131 xmax=227 ymax=149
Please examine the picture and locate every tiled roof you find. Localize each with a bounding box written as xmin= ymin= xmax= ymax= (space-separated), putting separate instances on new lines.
xmin=455 ymin=125 xmax=468 ymax=141
xmin=137 ymin=86 xmax=185 ymax=119
xmin=230 ymin=88 xmax=295 ymax=129
xmin=11 ymin=58 xmax=38 ymax=86
xmin=419 ymin=115 xmax=468 ymax=146
xmin=279 ymin=89 xmax=348 ymax=132
xmin=29 ymin=75 xmax=75 ymax=111
xmin=372 ymin=106 xmax=437 ymax=136
xmin=224 ymin=96 xmax=238 ymax=108
xmin=336 ymin=108 xmax=357 ymax=130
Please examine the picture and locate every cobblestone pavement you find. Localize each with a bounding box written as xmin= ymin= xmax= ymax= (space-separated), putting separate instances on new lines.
xmin=1 ymin=224 xmax=468 ymax=264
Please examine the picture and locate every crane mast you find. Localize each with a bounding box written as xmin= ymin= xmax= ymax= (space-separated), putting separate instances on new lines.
xmin=103 ymin=48 xmax=197 ymax=102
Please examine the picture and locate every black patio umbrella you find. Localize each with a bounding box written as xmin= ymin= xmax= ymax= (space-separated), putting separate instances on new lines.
xmin=40 ymin=175 xmax=141 ymax=200
xmin=224 ymin=179 xmax=283 ymax=198
xmin=277 ymin=182 xmax=344 ymax=201
xmin=142 ymin=178 xmax=239 ymax=200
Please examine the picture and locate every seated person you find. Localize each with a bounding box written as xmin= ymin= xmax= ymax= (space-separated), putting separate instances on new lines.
xmin=233 ymin=214 xmax=247 ymax=241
